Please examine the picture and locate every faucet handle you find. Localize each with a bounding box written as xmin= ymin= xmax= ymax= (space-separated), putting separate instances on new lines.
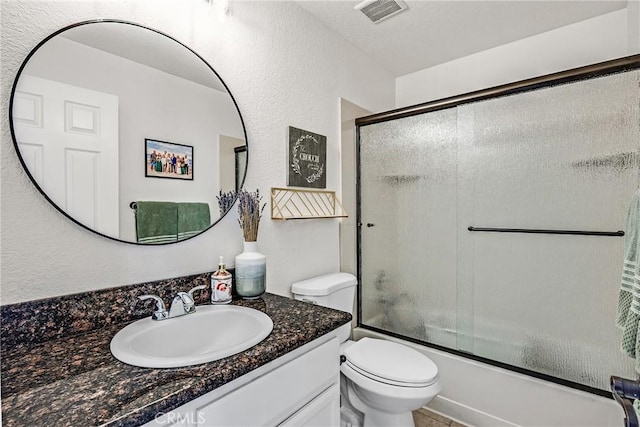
xmin=138 ymin=294 xmax=168 ymax=320
xmin=172 ymin=291 xmax=196 ymax=316
xmin=187 ymin=284 xmax=207 ymax=300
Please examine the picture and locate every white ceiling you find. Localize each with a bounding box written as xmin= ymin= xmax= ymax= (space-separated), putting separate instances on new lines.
xmin=57 ymin=2 xmax=629 ymax=85
xmin=61 ymin=22 xmax=227 ymax=92
xmin=296 ymin=0 xmax=629 ymax=77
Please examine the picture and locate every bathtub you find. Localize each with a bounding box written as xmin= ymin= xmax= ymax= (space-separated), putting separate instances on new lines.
xmin=353 ymin=328 xmax=622 ymax=427
xmin=364 ymin=304 xmax=633 ymax=394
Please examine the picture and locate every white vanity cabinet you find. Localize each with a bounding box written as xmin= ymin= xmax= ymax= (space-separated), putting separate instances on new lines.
xmin=145 ymin=335 xmax=340 ymax=427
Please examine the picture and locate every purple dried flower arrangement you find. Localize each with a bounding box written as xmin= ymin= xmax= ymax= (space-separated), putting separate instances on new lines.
xmin=217 ymin=190 xmax=236 ymax=215
xmin=237 ymin=189 xmax=266 ymax=242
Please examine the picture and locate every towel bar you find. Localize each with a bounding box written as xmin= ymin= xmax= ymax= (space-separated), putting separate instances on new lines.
xmin=467 ymin=226 xmax=624 ymax=237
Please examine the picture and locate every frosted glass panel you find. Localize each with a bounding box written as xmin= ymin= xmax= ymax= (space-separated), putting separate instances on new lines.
xmin=460 ymin=71 xmax=640 ymax=390
xmin=359 ymin=69 xmax=640 ymax=392
xmin=359 ymin=109 xmax=458 ymax=347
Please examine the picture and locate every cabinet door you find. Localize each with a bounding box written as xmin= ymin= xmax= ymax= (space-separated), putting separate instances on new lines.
xmin=278 ymin=383 xmax=340 ymax=427
xmin=195 ymin=338 xmax=339 ymax=426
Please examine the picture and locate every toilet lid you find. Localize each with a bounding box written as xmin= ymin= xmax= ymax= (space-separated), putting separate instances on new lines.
xmin=343 ymin=338 xmax=438 ymax=386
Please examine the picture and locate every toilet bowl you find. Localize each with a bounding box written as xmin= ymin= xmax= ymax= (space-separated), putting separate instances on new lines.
xmin=340 ymin=338 xmax=441 ymax=427
xmin=291 ymin=273 xmax=442 ymax=427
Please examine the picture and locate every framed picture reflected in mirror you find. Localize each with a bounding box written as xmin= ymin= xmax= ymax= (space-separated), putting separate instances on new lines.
xmin=145 ymin=138 xmax=193 ymax=180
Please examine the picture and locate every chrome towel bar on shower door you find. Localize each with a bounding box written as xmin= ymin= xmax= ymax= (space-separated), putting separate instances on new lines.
xmin=467 ymin=226 xmax=624 ymax=237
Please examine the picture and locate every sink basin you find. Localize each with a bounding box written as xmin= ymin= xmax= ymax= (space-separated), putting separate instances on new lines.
xmin=110 ymin=305 xmax=273 ymax=368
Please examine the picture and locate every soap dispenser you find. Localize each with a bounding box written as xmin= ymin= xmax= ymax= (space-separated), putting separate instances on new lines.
xmin=211 ymin=256 xmax=232 ymax=304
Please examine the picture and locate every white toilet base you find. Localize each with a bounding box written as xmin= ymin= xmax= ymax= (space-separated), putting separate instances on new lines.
xmin=340 ymin=405 xmax=364 ymax=427
xmin=339 ymin=399 xmax=416 ymax=427
xmin=342 ymin=374 xmax=427 ymax=427
xmin=362 ymin=408 xmax=415 ymax=427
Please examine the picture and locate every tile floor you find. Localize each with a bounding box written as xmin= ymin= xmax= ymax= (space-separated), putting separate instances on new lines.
xmin=412 ymin=407 xmax=469 ymax=427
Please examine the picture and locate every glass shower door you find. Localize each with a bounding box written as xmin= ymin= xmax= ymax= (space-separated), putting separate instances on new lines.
xmin=359 ymin=108 xmax=459 ymax=348
xmin=358 ymin=68 xmax=640 ymax=392
xmin=455 ymin=71 xmax=640 ymax=390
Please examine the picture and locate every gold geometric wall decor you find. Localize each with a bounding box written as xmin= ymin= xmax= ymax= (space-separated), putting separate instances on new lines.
xmin=271 ymin=187 xmax=347 ymax=220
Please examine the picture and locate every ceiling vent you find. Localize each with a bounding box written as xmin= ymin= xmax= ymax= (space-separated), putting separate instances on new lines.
xmin=355 ymin=0 xmax=408 ymax=24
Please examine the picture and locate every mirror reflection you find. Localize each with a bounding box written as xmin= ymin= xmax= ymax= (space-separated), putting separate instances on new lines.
xmin=10 ymin=20 xmax=247 ymax=244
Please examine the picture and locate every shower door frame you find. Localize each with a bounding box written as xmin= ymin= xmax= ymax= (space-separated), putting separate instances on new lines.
xmin=354 ymin=54 xmax=640 ymax=398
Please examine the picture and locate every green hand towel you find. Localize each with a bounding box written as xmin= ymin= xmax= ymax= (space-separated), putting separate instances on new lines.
xmin=135 ymin=201 xmax=178 ymax=244
xmin=616 ymin=191 xmax=640 ymax=422
xmin=617 ymin=190 xmax=640 ymax=370
xmin=177 ymin=202 xmax=211 ymax=240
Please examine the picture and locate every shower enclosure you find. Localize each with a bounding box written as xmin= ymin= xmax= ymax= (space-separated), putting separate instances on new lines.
xmin=356 ymin=56 xmax=640 ymax=394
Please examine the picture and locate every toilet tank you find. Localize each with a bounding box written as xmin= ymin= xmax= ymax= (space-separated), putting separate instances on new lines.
xmin=291 ymin=272 xmax=357 ymax=314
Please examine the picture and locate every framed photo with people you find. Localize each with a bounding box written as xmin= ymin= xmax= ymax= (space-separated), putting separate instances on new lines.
xmin=145 ymin=138 xmax=193 ymax=181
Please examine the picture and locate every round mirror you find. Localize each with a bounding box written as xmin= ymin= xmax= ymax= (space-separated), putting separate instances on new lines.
xmin=10 ymin=20 xmax=248 ymax=244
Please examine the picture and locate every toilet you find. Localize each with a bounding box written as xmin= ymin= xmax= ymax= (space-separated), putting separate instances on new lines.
xmin=291 ymin=273 xmax=441 ymax=427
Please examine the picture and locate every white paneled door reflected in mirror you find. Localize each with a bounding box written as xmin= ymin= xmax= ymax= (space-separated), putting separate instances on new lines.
xmin=10 ymin=20 xmax=248 ymax=245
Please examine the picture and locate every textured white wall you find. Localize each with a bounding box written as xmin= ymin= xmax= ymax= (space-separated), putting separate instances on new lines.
xmin=396 ymin=9 xmax=633 ymax=107
xmin=0 ymin=0 xmax=395 ymax=304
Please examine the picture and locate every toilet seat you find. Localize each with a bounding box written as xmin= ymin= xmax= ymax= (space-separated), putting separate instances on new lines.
xmin=342 ymin=338 xmax=438 ymax=388
xmin=341 ymin=360 xmax=442 ymax=410
xmin=344 ymin=360 xmax=437 ymax=388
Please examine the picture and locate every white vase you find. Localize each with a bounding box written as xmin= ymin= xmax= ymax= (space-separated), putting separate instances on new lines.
xmin=235 ymin=241 xmax=266 ymax=299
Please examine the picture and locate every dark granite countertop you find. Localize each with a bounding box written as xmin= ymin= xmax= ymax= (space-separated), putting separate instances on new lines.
xmin=1 ymin=292 xmax=351 ymax=427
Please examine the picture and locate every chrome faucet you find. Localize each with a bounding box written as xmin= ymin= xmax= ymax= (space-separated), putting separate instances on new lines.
xmin=138 ymin=284 xmax=207 ymax=321
xmin=137 ymin=294 xmax=169 ymax=320
xmin=169 ymin=292 xmax=195 ymax=317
